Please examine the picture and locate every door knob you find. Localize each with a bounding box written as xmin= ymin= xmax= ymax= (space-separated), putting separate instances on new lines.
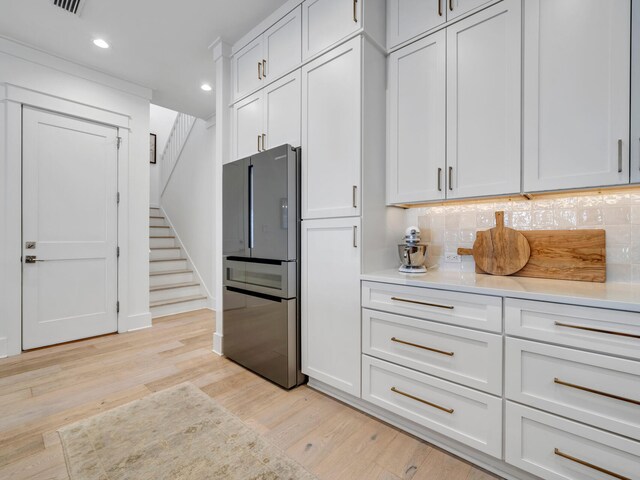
xmin=25 ymin=256 xmax=37 ymax=264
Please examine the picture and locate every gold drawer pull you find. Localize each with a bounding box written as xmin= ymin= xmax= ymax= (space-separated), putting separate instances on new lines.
xmin=554 ymin=449 xmax=630 ymax=480
xmin=554 ymin=322 xmax=640 ymax=339
xmin=391 ymin=337 xmax=454 ymax=357
xmin=390 ymin=297 xmax=454 ymax=310
xmin=554 ymin=378 xmax=640 ymax=406
xmin=391 ymin=387 xmax=454 ymax=414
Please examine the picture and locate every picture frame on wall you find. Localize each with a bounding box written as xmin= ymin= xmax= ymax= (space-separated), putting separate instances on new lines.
xmin=150 ymin=133 xmax=157 ymax=164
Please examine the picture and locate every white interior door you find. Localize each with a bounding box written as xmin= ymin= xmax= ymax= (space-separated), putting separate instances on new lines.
xmin=22 ymin=107 xmax=118 ymax=350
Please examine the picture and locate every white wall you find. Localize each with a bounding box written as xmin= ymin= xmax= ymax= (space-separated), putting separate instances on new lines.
xmin=0 ymin=37 xmax=152 ymax=357
xmin=161 ymin=118 xmax=216 ymax=301
xmin=149 ymin=104 xmax=178 ymax=206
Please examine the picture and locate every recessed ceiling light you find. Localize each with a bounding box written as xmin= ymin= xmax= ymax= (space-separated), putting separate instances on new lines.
xmin=201 ymin=84 xmax=212 ymax=92
xmin=93 ymin=39 xmax=110 ymax=49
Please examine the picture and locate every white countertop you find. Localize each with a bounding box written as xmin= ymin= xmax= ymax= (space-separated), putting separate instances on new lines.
xmin=361 ymin=269 xmax=640 ymax=313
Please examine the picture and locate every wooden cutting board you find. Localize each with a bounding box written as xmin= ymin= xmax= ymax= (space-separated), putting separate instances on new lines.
xmin=461 ymin=228 xmax=606 ymax=283
xmin=457 ymin=211 xmax=531 ymax=276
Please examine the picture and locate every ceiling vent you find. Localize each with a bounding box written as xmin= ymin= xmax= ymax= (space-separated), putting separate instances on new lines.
xmin=51 ymin=0 xmax=84 ymax=16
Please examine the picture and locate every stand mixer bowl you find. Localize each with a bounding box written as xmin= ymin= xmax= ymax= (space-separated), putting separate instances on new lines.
xmin=398 ymin=243 xmax=428 ymax=272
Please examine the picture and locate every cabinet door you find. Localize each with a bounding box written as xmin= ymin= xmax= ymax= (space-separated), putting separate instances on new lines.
xmin=523 ymin=0 xmax=631 ymax=192
xmin=232 ymin=37 xmax=264 ymax=102
xmin=388 ymin=31 xmax=446 ymax=204
xmin=447 ymin=0 xmax=494 ymax=20
xmin=263 ymin=70 xmax=301 ymax=149
xmin=301 ymin=217 xmax=361 ymax=396
xmin=232 ymin=91 xmax=263 ymax=161
xmin=633 ymin=0 xmax=640 ymax=184
xmin=264 ymin=6 xmax=302 ymax=83
xmin=446 ymin=0 xmax=521 ymax=199
xmin=302 ymin=37 xmax=361 ymax=219
xmin=302 ymin=0 xmax=362 ymax=60
xmin=387 ymin=0 xmax=445 ymax=49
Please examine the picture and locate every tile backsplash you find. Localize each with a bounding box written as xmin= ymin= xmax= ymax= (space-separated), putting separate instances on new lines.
xmin=404 ymin=190 xmax=640 ymax=283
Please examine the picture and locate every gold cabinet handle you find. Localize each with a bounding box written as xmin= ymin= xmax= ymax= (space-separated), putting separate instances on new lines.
xmin=554 ymin=322 xmax=640 ymax=339
xmin=448 ymin=166 xmax=453 ymax=191
xmin=390 ymin=296 xmax=454 ymax=310
xmin=262 ymin=133 xmax=266 ymax=150
xmin=391 ymin=387 xmax=454 ymax=414
xmin=353 ymin=0 xmax=358 ymax=22
xmin=618 ymin=139 xmax=623 ymax=173
xmin=437 ymin=167 xmax=443 ymax=191
xmin=257 ymin=135 xmax=262 ymax=152
xmin=353 ymin=225 xmax=358 ymax=248
xmin=438 ymin=0 xmax=443 ymax=16
xmin=391 ymin=337 xmax=454 ymax=356
xmin=258 ymin=61 xmax=262 ymax=80
xmin=554 ymin=449 xmax=630 ymax=480
xmin=352 ymin=185 xmax=358 ymax=208
xmin=262 ymin=59 xmax=267 ymax=77
xmin=554 ymin=378 xmax=640 ymax=406
xmin=449 ymin=0 xmax=454 ymax=11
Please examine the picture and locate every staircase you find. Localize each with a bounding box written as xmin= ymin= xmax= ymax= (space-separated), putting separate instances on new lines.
xmin=149 ymin=207 xmax=208 ymax=318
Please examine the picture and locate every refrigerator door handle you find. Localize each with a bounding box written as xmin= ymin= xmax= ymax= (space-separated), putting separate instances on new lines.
xmin=248 ymin=164 xmax=255 ymax=249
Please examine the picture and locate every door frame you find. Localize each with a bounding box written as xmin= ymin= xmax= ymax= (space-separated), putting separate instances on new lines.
xmin=0 ymin=83 xmax=131 ymax=356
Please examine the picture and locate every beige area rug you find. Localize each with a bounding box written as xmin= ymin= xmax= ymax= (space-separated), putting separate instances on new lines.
xmin=58 ymin=382 xmax=318 ymax=480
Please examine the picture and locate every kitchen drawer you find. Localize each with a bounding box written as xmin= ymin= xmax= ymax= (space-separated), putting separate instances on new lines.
xmin=363 ymin=309 xmax=502 ymax=395
xmin=505 ymin=298 xmax=640 ymax=360
xmin=362 ymin=355 xmax=502 ymax=458
xmin=505 ymin=402 xmax=640 ymax=480
xmin=362 ymin=282 xmax=502 ymax=332
xmin=505 ymin=338 xmax=640 ymax=440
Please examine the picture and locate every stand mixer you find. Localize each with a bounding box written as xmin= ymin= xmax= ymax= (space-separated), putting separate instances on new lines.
xmin=398 ymin=226 xmax=428 ymax=273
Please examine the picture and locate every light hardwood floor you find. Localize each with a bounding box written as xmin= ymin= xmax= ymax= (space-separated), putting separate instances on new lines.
xmin=0 ymin=309 xmax=498 ymax=480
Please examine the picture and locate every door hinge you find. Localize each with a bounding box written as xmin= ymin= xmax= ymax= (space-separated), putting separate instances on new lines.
xmin=117 ymin=192 xmax=120 ymax=204
xmin=117 ymin=246 xmax=120 ymax=258
xmin=116 ymin=301 xmax=120 ymax=313
xmin=117 ymin=137 xmax=122 ymax=149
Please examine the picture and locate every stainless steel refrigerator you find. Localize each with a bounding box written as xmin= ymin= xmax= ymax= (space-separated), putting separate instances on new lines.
xmin=222 ymin=144 xmax=304 ymax=389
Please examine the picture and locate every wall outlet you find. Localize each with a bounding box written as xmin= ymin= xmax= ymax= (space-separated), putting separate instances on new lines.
xmin=445 ymin=254 xmax=462 ymax=263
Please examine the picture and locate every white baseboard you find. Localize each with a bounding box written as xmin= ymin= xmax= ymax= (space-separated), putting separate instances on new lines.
xmin=0 ymin=337 xmax=7 ymax=358
xmin=308 ymin=379 xmax=538 ymax=480
xmin=213 ymin=332 xmax=223 ymax=356
xmin=124 ymin=312 xmax=152 ymax=332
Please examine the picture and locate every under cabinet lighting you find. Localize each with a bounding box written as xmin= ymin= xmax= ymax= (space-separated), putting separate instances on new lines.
xmin=93 ymin=38 xmax=110 ymax=49
xmin=201 ymin=84 xmax=212 ymax=92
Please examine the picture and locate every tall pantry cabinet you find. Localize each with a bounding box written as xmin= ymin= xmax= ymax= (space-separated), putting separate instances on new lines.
xmin=301 ymin=0 xmax=397 ymax=398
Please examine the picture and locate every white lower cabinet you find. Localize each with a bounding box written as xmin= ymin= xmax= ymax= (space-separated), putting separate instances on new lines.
xmin=362 ymin=308 xmax=503 ymax=395
xmin=301 ymin=217 xmax=361 ymax=396
xmin=505 ymin=338 xmax=640 ymax=440
xmin=506 ymin=402 xmax=640 ymax=480
xmin=362 ymin=355 xmax=502 ymax=458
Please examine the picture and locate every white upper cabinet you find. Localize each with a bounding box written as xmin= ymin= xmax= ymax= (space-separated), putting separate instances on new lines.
xmin=232 ymin=91 xmax=263 ymax=161
xmin=263 ymin=70 xmax=301 ymax=150
xmin=447 ymin=0 xmax=494 ymax=20
xmin=388 ymin=31 xmax=446 ymax=204
xmin=302 ymin=37 xmax=361 ymax=219
xmin=633 ymin=1 xmax=640 ymax=184
xmin=446 ymin=0 xmax=521 ymax=199
xmin=301 ymin=216 xmax=361 ymax=397
xmin=232 ymin=38 xmax=264 ymax=102
xmin=232 ymin=7 xmax=301 ymax=102
xmin=387 ymin=0 xmax=446 ymax=49
xmin=302 ymin=0 xmax=362 ymax=60
xmin=232 ymin=70 xmax=301 ymax=160
xmin=387 ymin=0 xmax=495 ymax=49
xmin=523 ymin=0 xmax=631 ymax=192
xmin=263 ymin=7 xmax=302 ymax=84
